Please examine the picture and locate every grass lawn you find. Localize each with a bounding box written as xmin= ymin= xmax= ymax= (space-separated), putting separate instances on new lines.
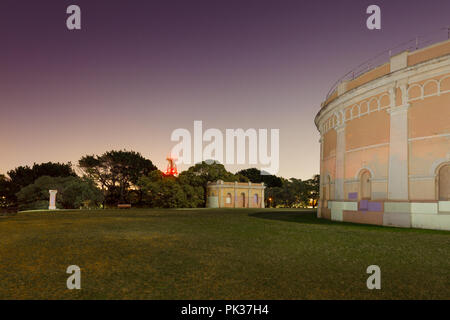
xmin=0 ymin=208 xmax=449 ymax=300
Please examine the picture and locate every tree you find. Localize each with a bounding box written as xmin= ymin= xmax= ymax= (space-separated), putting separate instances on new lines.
xmin=304 ymin=175 xmax=320 ymax=208
xmin=137 ymin=171 xmax=204 ymax=208
xmin=0 ymin=174 xmax=11 ymax=208
xmin=288 ymin=178 xmax=307 ymax=207
xmin=16 ymin=176 xmax=103 ymax=211
xmin=179 ymin=182 xmax=205 ymax=208
xmin=264 ymin=175 xmax=320 ymax=208
xmin=4 ymin=162 xmax=76 ymax=207
xmin=236 ymin=168 xmax=283 ymax=188
xmin=62 ymin=177 xmax=105 ymax=209
xmin=7 ymin=162 xmax=76 ymax=189
xmin=78 ymin=150 xmax=157 ymax=205
xmin=178 ymin=161 xmax=238 ymax=206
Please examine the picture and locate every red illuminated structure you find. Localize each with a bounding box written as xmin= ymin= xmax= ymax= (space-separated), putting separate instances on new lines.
xmin=164 ymin=155 xmax=178 ymax=177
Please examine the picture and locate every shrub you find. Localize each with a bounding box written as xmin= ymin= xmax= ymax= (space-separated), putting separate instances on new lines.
xmin=16 ymin=176 xmax=104 ymax=211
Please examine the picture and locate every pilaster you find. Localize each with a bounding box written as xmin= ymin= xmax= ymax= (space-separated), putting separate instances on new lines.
xmin=335 ymin=124 xmax=346 ymax=200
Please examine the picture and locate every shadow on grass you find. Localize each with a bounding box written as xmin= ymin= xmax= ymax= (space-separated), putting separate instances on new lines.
xmin=248 ymin=210 xmax=450 ymax=234
xmin=248 ymin=210 xmax=336 ymax=226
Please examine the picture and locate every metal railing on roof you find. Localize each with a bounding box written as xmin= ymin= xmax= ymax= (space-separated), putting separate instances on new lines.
xmin=325 ymin=26 xmax=450 ymax=100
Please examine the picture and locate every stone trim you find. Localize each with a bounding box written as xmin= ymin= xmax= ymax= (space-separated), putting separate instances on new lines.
xmin=409 ymin=133 xmax=450 ymax=142
xmin=346 ymin=142 xmax=389 ymax=154
xmin=316 ymin=55 xmax=450 ymax=134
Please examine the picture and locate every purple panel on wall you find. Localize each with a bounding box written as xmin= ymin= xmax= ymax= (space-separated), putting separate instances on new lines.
xmin=359 ymin=200 xmax=369 ymax=211
xmin=348 ymin=193 xmax=358 ymax=200
xmin=368 ymin=202 xmax=383 ymax=212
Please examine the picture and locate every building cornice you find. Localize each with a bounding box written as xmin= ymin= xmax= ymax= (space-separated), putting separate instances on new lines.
xmin=315 ymin=53 xmax=450 ymax=132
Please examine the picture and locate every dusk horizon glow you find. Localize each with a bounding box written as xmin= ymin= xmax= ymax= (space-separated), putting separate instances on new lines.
xmin=1 ymin=0 xmax=450 ymax=179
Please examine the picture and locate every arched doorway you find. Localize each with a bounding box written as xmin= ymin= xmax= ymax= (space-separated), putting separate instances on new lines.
xmin=253 ymin=194 xmax=259 ymax=207
xmin=360 ymin=170 xmax=372 ymax=200
xmin=241 ymin=193 xmax=246 ymax=207
xmin=438 ymin=164 xmax=450 ymax=200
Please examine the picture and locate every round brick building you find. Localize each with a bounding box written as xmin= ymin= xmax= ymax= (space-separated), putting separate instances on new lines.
xmin=315 ymin=39 xmax=450 ymax=231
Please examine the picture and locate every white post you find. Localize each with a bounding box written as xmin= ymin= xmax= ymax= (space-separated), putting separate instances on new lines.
xmin=49 ymin=190 xmax=58 ymax=210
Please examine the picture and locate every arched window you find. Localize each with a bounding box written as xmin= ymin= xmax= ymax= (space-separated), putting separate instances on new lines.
xmin=226 ymin=193 xmax=232 ymax=204
xmin=438 ymin=164 xmax=450 ymax=201
xmin=360 ymin=170 xmax=372 ymax=200
xmin=253 ymin=194 xmax=259 ymax=205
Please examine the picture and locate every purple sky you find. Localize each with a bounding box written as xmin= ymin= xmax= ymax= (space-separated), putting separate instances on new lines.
xmin=1 ymin=0 xmax=449 ymax=179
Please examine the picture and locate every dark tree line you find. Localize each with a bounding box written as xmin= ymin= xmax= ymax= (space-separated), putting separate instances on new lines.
xmin=236 ymin=169 xmax=319 ymax=208
xmin=0 ymin=151 xmax=319 ymax=210
xmin=0 ymin=162 xmax=76 ymax=208
xmin=264 ymin=175 xmax=320 ymax=208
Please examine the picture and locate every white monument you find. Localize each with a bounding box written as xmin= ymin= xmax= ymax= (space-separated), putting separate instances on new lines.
xmin=49 ymin=190 xmax=58 ymax=210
